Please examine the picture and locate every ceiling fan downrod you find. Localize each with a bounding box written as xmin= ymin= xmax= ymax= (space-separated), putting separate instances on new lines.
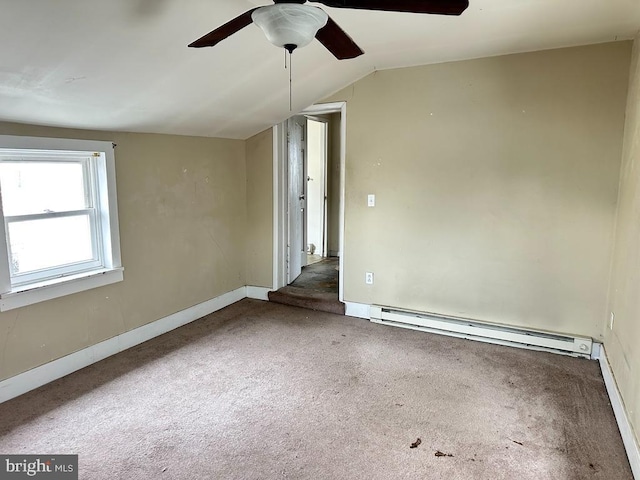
xmin=285 ymin=46 xmax=295 ymax=111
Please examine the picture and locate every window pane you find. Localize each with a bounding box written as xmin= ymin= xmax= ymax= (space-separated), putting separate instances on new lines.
xmin=8 ymin=215 xmax=95 ymax=275
xmin=0 ymin=162 xmax=88 ymax=216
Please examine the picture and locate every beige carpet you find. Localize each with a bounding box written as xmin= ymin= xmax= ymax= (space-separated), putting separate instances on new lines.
xmin=0 ymin=299 xmax=632 ymax=479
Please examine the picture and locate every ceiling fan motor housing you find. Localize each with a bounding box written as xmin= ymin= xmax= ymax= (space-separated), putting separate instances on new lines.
xmin=251 ymin=4 xmax=329 ymax=50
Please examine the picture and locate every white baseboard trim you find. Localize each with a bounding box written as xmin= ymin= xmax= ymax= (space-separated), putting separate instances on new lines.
xmin=0 ymin=286 xmax=246 ymax=404
xmin=246 ymin=286 xmax=272 ymax=301
xmin=345 ymin=302 xmax=370 ymax=320
xmin=597 ymin=345 xmax=640 ymax=479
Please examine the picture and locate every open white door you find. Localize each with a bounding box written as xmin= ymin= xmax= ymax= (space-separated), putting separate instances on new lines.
xmin=287 ymin=116 xmax=307 ymax=283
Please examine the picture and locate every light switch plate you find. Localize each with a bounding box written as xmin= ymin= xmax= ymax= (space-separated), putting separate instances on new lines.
xmin=367 ymin=194 xmax=375 ymax=207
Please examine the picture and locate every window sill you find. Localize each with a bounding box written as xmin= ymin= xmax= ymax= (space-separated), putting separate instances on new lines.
xmin=0 ymin=267 xmax=124 ymax=312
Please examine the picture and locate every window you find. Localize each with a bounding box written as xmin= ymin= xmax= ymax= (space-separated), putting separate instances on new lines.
xmin=0 ymin=136 xmax=123 ymax=311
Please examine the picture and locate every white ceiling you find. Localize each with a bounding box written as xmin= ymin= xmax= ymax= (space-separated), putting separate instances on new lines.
xmin=0 ymin=0 xmax=639 ymax=140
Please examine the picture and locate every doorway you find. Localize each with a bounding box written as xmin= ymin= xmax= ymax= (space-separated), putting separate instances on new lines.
xmin=305 ymin=116 xmax=328 ymax=266
xmin=271 ymin=102 xmax=346 ymax=313
xmin=284 ymin=114 xmax=331 ymax=283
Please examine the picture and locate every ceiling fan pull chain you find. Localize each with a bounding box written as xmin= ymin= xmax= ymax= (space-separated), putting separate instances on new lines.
xmin=289 ymin=49 xmax=293 ymax=111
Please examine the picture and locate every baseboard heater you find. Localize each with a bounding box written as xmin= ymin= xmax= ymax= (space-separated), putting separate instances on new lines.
xmin=370 ymin=306 xmax=593 ymax=358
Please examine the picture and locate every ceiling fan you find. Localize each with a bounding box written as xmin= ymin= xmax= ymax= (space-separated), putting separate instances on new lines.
xmin=188 ymin=0 xmax=470 ymax=60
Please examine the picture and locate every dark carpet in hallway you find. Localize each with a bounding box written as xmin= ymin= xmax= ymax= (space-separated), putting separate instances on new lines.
xmin=269 ymin=257 xmax=344 ymax=315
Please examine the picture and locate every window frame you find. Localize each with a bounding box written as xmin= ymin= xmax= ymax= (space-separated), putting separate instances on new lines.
xmin=0 ymin=135 xmax=123 ymax=311
xmin=2 ymin=151 xmax=104 ymax=285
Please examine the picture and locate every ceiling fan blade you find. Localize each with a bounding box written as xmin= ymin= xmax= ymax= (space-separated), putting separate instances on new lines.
xmin=316 ymin=16 xmax=364 ymax=60
xmin=188 ymin=8 xmax=258 ymax=48
xmin=311 ymin=0 xmax=469 ymax=15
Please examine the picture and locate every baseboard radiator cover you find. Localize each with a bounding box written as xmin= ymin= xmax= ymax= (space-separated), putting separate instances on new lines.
xmin=370 ymin=306 xmax=592 ymax=358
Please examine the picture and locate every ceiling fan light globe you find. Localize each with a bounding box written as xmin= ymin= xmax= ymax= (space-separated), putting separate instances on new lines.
xmin=252 ymin=4 xmax=328 ymax=50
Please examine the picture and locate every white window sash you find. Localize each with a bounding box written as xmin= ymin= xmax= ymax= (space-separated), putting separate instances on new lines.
xmin=4 ymin=209 xmax=104 ymax=285
xmin=4 ymin=209 xmax=95 ymax=223
xmin=1 ymin=155 xmax=105 ymax=285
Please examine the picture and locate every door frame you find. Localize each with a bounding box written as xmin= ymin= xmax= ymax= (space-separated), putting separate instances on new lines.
xmin=305 ymin=115 xmax=329 ymax=258
xmin=272 ymin=101 xmax=346 ymax=302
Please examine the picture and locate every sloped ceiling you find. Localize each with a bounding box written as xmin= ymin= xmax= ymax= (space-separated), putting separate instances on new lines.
xmin=0 ymin=0 xmax=639 ymax=139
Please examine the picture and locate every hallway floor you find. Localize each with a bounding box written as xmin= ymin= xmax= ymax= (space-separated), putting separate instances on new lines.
xmin=291 ymin=257 xmax=339 ymax=293
xmin=268 ymin=257 xmax=344 ymax=314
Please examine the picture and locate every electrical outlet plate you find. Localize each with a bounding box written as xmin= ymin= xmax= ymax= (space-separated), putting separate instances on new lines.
xmin=610 ymin=312 xmax=615 ymax=330
xmin=365 ymin=272 xmax=374 ymax=285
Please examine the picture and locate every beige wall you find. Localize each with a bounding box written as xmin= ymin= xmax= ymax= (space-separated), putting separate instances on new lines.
xmin=245 ymin=128 xmax=273 ymax=288
xmin=325 ymin=42 xmax=631 ymax=338
xmin=606 ymin=37 xmax=640 ymax=448
xmin=0 ymin=122 xmax=246 ymax=381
